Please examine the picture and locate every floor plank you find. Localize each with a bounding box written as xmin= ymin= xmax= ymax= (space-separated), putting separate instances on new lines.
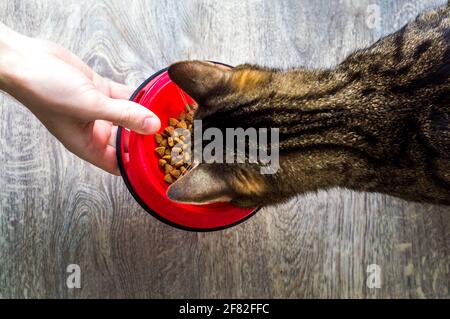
xmin=0 ymin=0 xmax=448 ymax=298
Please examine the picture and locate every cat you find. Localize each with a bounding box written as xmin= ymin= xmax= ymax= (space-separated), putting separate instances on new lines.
xmin=166 ymin=3 xmax=450 ymax=208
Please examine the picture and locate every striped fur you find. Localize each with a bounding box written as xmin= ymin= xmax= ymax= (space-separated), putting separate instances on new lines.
xmin=167 ymin=4 xmax=450 ymax=207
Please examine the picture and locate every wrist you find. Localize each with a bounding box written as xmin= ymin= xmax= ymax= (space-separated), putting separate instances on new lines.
xmin=0 ymin=24 xmax=31 ymax=93
xmin=0 ymin=48 xmax=16 ymax=92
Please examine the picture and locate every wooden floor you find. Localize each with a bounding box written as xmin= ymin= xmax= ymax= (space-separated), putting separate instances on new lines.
xmin=0 ymin=0 xmax=449 ymax=298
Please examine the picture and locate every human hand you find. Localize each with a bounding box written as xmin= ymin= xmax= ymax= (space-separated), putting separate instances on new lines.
xmin=0 ymin=25 xmax=160 ymax=175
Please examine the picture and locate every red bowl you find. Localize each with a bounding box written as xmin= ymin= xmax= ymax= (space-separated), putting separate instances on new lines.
xmin=116 ymin=67 xmax=259 ymax=231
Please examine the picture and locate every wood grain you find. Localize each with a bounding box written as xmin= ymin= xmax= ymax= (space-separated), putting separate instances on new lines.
xmin=0 ymin=0 xmax=449 ymax=298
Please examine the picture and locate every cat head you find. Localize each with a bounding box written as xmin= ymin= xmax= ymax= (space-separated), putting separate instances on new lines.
xmin=166 ymin=61 xmax=276 ymax=207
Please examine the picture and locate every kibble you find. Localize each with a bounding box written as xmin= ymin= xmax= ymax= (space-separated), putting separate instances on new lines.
xmin=170 ymin=169 xmax=181 ymax=178
xmin=155 ymin=147 xmax=165 ymax=157
xmin=176 ymin=120 xmax=187 ymax=129
xmin=169 ymin=118 xmax=179 ymax=127
xmin=154 ymin=103 xmax=197 ymax=184
xmin=164 ymin=163 xmax=173 ymax=174
xmin=158 ymin=159 xmax=167 ymax=167
xmin=163 ymin=126 xmax=175 ymax=137
xmin=164 ymin=174 xmax=174 ymax=184
xmin=155 ymin=134 xmax=163 ymax=144
xmin=174 ymin=161 xmax=184 ymax=168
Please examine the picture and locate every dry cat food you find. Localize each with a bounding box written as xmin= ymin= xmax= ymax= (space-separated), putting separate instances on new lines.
xmin=154 ymin=104 xmax=197 ymax=184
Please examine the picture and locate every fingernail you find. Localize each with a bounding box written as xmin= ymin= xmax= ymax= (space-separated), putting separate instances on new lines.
xmin=142 ymin=116 xmax=161 ymax=134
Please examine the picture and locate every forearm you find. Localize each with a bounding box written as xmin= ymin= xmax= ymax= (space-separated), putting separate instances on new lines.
xmin=0 ymin=23 xmax=29 ymax=94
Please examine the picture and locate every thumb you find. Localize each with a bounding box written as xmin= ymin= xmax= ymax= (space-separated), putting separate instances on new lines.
xmin=98 ymin=96 xmax=161 ymax=134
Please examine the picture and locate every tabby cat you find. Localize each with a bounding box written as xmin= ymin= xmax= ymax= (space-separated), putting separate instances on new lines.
xmin=166 ymin=4 xmax=450 ymax=208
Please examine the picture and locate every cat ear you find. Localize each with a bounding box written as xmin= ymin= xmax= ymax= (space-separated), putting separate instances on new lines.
xmin=166 ymin=165 xmax=232 ymax=205
xmin=168 ymin=61 xmax=232 ymax=103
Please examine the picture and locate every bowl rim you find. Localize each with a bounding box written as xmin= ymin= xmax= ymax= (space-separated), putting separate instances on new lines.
xmin=116 ymin=66 xmax=261 ymax=232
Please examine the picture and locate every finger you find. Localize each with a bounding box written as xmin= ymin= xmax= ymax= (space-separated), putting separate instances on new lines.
xmin=98 ymin=96 xmax=161 ymax=135
xmin=88 ymin=144 xmax=121 ymax=176
xmin=108 ymin=81 xmax=134 ymax=100
xmin=109 ymin=125 xmax=130 ymax=152
xmin=85 ymin=122 xmax=120 ymax=176
xmin=90 ymin=73 xmax=134 ymax=100
xmin=108 ymin=125 xmax=118 ymax=147
xmin=50 ymin=120 xmax=121 ymax=176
